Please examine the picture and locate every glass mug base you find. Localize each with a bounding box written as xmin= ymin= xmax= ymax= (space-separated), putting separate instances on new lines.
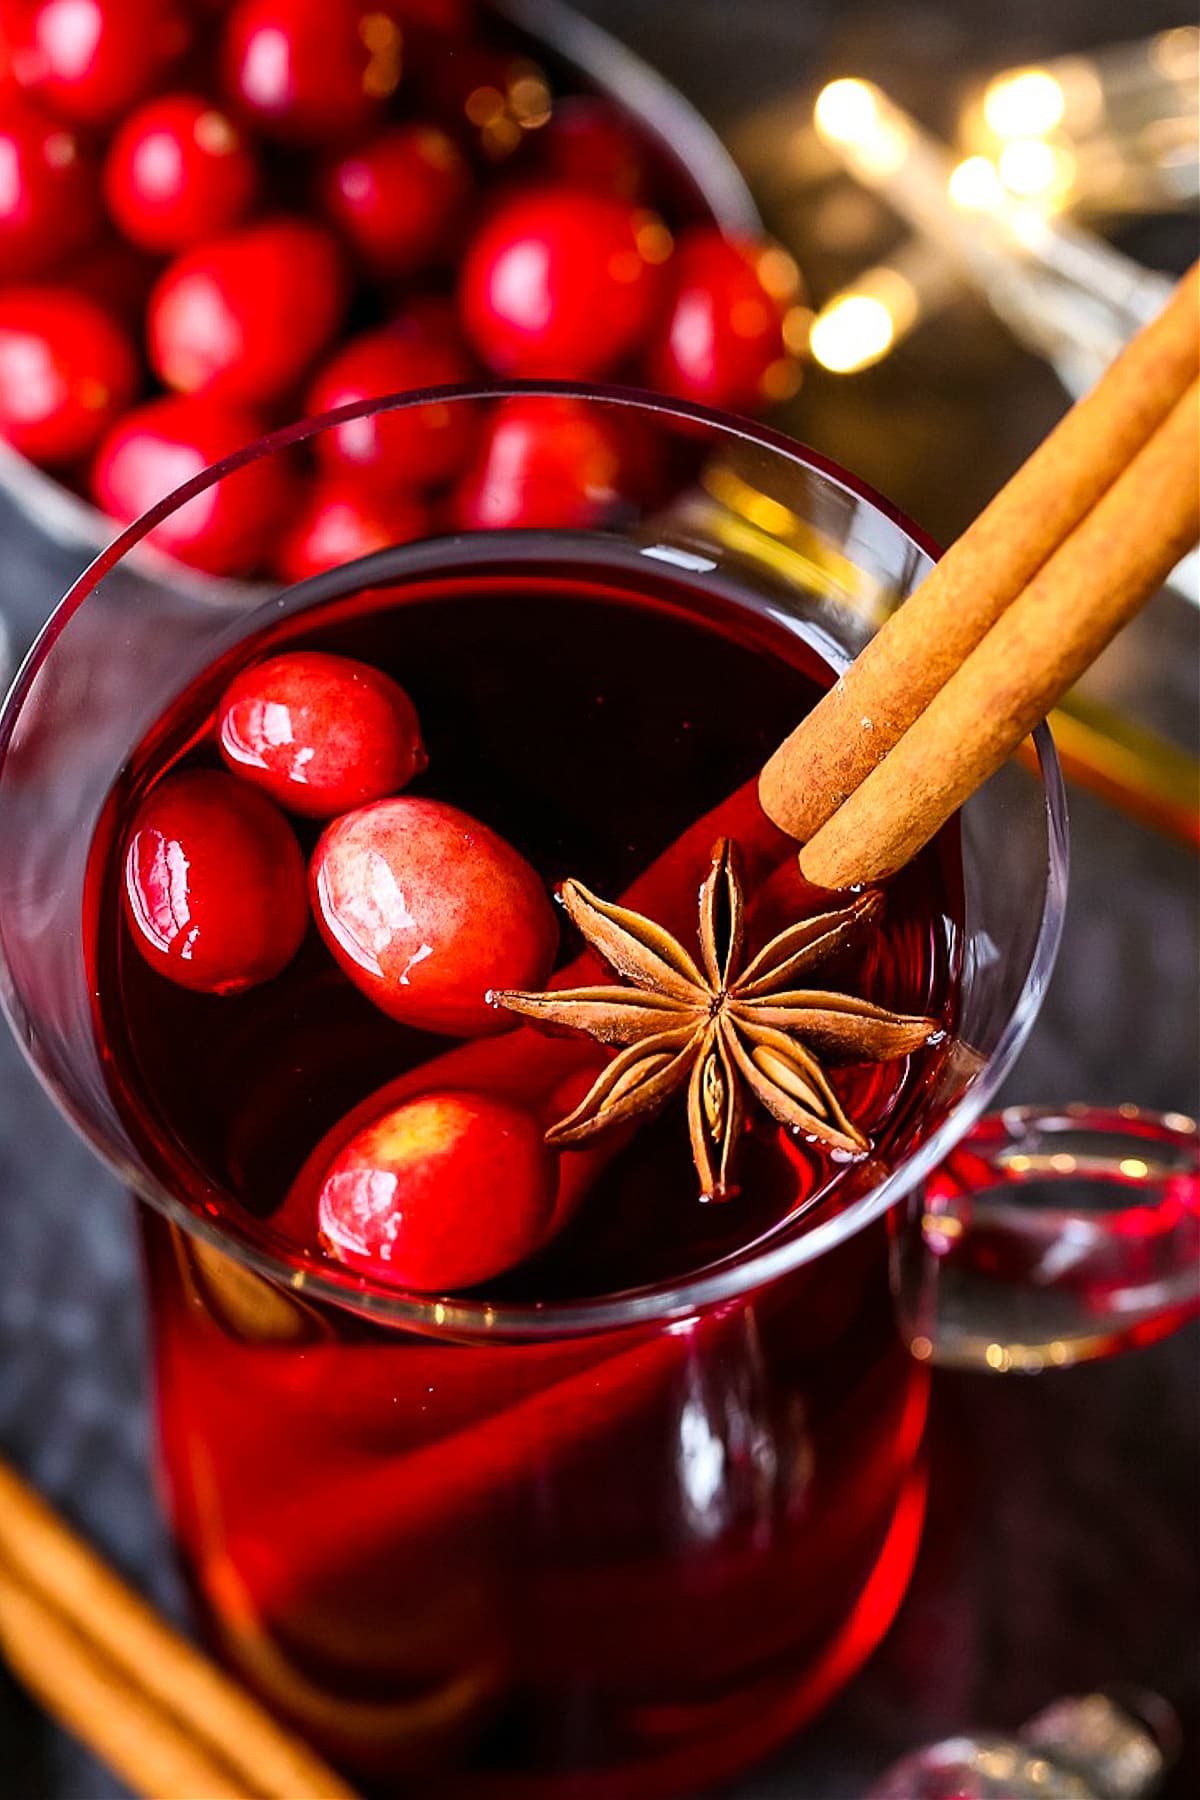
xmin=142 ymin=1210 xmax=929 ymax=1799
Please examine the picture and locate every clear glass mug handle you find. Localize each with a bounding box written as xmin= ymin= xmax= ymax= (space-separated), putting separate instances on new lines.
xmin=891 ymin=1104 xmax=1200 ymax=1371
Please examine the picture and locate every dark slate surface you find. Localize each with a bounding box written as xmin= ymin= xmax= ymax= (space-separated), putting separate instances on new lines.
xmin=1 ymin=1 xmax=1198 ymax=1795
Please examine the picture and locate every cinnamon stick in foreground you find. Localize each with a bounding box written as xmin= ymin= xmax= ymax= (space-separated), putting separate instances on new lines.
xmin=758 ymin=259 xmax=1200 ymax=843
xmin=0 ymin=1458 xmax=358 ymax=1800
xmin=799 ymin=377 xmax=1200 ymax=888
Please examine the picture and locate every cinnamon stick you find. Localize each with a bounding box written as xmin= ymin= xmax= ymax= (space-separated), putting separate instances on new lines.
xmin=798 ymin=377 xmax=1200 ymax=888
xmin=0 ymin=1458 xmax=358 ymax=1800
xmin=758 ymin=260 xmax=1200 ymax=842
xmin=0 ymin=1569 xmax=250 ymax=1800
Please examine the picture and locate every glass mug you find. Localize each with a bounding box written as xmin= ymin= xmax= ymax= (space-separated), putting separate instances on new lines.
xmin=0 ymin=391 xmax=1196 ymax=1800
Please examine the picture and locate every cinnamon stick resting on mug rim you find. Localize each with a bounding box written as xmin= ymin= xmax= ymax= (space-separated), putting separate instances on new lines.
xmin=758 ymin=260 xmax=1200 ymax=855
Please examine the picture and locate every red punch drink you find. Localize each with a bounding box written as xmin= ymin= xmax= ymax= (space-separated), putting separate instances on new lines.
xmin=85 ymin=535 xmax=959 ymax=1796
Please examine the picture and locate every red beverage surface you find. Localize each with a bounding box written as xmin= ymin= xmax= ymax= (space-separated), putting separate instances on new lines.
xmin=86 ymin=558 xmax=961 ymax=1794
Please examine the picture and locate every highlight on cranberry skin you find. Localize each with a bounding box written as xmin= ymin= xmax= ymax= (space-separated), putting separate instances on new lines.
xmin=310 ymin=796 xmax=559 ymax=1037
xmin=218 ymin=651 xmax=427 ymax=819
xmin=91 ymin=394 xmax=292 ymax=575
xmin=0 ymin=101 xmax=99 ymax=279
xmin=306 ymin=327 xmax=478 ymax=493
xmin=0 ymin=287 xmax=139 ymax=465
xmin=317 ymin=1090 xmax=558 ymax=1291
xmin=276 ymin=475 xmax=428 ymax=583
xmin=7 ymin=0 xmax=191 ymax=127
xmin=318 ymin=123 xmax=472 ymax=280
xmin=220 ymin=0 xmax=402 ymax=146
xmin=146 ymin=216 xmax=348 ymax=407
xmin=643 ymin=227 xmax=804 ymax=413
xmin=123 ymin=768 xmax=307 ymax=993
xmin=102 ymin=92 xmax=260 ymax=254
xmin=459 ymin=185 xmax=672 ymax=379
xmin=453 ymin=394 xmax=624 ymax=531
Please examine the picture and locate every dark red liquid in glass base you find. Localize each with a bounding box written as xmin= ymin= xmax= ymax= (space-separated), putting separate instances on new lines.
xmin=86 ymin=549 xmax=962 ymax=1797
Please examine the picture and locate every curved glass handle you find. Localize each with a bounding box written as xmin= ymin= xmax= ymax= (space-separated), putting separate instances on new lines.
xmin=891 ymin=1105 xmax=1200 ymax=1372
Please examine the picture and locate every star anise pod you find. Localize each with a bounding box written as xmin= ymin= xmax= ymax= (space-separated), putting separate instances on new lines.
xmin=493 ymin=838 xmax=939 ymax=1201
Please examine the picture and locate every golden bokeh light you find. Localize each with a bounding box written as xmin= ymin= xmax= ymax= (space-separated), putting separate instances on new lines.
xmin=982 ymin=68 xmax=1066 ymax=139
xmin=813 ymin=79 xmax=881 ymax=146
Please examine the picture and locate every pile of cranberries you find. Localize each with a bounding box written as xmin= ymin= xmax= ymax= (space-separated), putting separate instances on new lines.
xmin=0 ymin=0 xmax=804 ymax=578
xmin=123 ymin=647 xmax=563 ymax=1290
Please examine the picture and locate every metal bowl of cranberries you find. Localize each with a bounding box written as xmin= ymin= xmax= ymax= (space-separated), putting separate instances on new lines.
xmin=0 ymin=0 xmax=804 ymax=598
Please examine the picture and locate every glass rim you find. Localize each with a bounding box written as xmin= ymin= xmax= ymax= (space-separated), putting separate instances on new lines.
xmin=0 ymin=382 xmax=1070 ymax=1339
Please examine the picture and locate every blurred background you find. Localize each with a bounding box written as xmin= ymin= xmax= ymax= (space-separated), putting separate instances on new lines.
xmin=0 ymin=0 xmax=1197 ymax=1795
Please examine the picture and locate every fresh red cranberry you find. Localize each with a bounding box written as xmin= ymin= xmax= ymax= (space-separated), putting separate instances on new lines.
xmin=538 ymin=96 xmax=646 ymax=200
xmin=0 ymin=286 xmax=138 ymax=464
xmin=320 ymin=123 xmax=471 ymax=279
xmin=307 ymin=328 xmax=477 ymax=492
xmin=219 ymin=650 xmax=426 ymax=817
xmin=643 ymin=227 xmax=805 ymax=413
xmin=92 ymin=394 xmax=292 ymax=575
xmin=459 ymin=185 xmax=672 ymax=378
xmin=147 ymin=217 xmax=348 ymax=406
xmin=103 ymin=93 xmax=259 ymax=254
xmin=277 ymin=475 xmax=428 ymax=584
xmin=7 ymin=0 xmax=190 ymax=124
xmin=453 ymin=395 xmax=623 ymax=531
xmin=317 ymin=1089 xmax=556 ymax=1290
xmin=310 ymin=796 xmax=558 ymax=1037
xmin=0 ymin=100 xmax=97 ymax=278
xmin=124 ymin=768 xmax=307 ymax=993
xmin=221 ymin=0 xmax=402 ymax=144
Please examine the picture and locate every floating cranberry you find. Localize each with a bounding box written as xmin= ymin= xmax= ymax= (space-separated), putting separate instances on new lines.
xmin=538 ymin=96 xmax=646 ymax=200
xmin=0 ymin=287 xmax=138 ymax=464
xmin=459 ymin=185 xmax=671 ymax=378
xmin=123 ymin=768 xmax=307 ymax=993
xmin=307 ymin=329 xmax=477 ymax=492
xmin=148 ymin=217 xmax=347 ymax=406
xmin=317 ymin=1090 xmax=556 ymax=1290
xmin=7 ymin=0 xmax=190 ymax=124
xmin=320 ymin=123 xmax=472 ymax=279
xmin=277 ymin=475 xmax=428 ymax=584
xmin=453 ymin=395 xmax=622 ymax=531
xmin=310 ymin=796 xmax=558 ymax=1037
xmin=0 ymin=100 xmax=97 ymax=278
xmin=643 ymin=227 xmax=804 ymax=413
xmin=219 ymin=650 xmax=426 ymax=817
xmin=103 ymin=93 xmax=259 ymax=254
xmin=92 ymin=394 xmax=292 ymax=575
xmin=221 ymin=0 xmax=402 ymax=144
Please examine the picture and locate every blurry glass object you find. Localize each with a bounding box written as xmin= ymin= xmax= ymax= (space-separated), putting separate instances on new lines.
xmin=966 ymin=28 xmax=1200 ymax=218
xmin=868 ymin=1691 xmax=1180 ymax=1800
